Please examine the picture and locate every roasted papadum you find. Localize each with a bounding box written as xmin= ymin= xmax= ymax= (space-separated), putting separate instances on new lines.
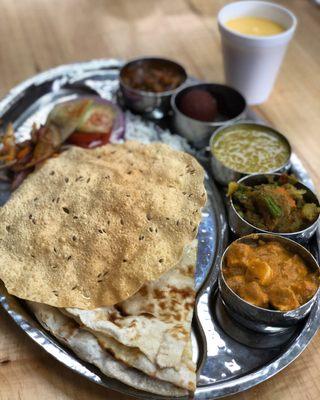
xmin=0 ymin=141 xmax=206 ymax=308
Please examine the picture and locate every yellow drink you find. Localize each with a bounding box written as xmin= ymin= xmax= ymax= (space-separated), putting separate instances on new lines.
xmin=226 ymin=17 xmax=285 ymax=36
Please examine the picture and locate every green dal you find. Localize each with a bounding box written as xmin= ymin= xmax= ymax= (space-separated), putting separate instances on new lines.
xmin=211 ymin=126 xmax=290 ymax=174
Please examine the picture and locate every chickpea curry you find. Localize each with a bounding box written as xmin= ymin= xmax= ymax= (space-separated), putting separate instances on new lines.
xmin=121 ymin=61 xmax=185 ymax=93
xmin=223 ymin=240 xmax=319 ymax=311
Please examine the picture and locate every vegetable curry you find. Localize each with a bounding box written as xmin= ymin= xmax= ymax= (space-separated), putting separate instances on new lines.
xmin=229 ymin=175 xmax=320 ymax=233
xmin=223 ymin=240 xmax=319 ymax=311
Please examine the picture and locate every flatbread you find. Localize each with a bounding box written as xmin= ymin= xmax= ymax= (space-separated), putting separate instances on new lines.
xmin=64 ymin=240 xmax=197 ymax=391
xmin=28 ymin=240 xmax=197 ymax=394
xmin=27 ymin=240 xmax=198 ymax=396
xmin=28 ymin=302 xmax=187 ymax=397
xmin=0 ymin=141 xmax=206 ymax=308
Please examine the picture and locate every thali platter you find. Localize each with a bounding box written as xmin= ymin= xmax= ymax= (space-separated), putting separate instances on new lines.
xmin=0 ymin=59 xmax=319 ymax=400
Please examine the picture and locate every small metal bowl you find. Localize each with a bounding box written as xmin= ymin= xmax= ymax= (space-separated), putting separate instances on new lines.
xmin=171 ymin=83 xmax=246 ymax=149
xmin=119 ymin=57 xmax=187 ymax=119
xmin=228 ymin=173 xmax=320 ymax=243
xmin=218 ymin=234 xmax=320 ymax=333
xmin=209 ymin=122 xmax=292 ymax=185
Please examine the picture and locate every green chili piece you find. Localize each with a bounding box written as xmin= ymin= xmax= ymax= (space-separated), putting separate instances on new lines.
xmin=265 ymin=196 xmax=282 ymax=218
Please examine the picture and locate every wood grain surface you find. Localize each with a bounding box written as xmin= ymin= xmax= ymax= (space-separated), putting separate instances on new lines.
xmin=0 ymin=1 xmax=319 ymax=399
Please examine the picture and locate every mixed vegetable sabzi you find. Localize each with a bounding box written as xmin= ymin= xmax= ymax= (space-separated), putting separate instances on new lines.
xmin=228 ymin=175 xmax=320 ymax=233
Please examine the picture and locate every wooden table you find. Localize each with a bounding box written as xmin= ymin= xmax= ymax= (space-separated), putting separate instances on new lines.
xmin=0 ymin=0 xmax=319 ymax=399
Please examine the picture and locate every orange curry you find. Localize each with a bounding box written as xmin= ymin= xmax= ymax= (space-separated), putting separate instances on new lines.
xmin=223 ymin=240 xmax=319 ymax=311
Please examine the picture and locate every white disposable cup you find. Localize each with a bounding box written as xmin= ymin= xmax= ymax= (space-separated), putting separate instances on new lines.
xmin=218 ymin=1 xmax=297 ymax=105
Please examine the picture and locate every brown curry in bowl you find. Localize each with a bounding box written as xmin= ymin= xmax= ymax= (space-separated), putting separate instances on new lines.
xmin=120 ymin=58 xmax=186 ymax=93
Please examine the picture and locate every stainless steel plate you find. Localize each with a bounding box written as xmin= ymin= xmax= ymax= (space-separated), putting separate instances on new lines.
xmin=0 ymin=59 xmax=319 ymax=400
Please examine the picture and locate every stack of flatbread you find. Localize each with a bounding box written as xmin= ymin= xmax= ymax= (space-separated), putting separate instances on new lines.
xmin=0 ymin=141 xmax=206 ymax=397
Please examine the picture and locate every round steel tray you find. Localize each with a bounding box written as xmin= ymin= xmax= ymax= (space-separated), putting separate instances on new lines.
xmin=0 ymin=59 xmax=319 ymax=400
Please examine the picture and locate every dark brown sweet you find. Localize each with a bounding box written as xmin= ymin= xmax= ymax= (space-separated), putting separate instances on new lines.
xmin=179 ymin=89 xmax=218 ymax=122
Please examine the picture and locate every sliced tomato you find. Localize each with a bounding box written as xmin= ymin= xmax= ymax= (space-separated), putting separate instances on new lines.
xmin=67 ymin=130 xmax=111 ymax=148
